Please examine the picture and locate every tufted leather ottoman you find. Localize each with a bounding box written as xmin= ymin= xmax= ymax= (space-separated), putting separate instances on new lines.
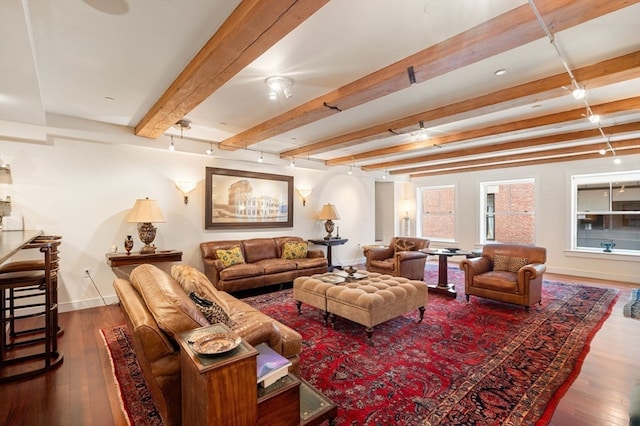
xmin=294 ymin=271 xmax=427 ymax=343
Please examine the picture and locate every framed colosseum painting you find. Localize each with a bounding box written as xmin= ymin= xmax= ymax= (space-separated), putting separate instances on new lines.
xmin=204 ymin=167 xmax=293 ymax=229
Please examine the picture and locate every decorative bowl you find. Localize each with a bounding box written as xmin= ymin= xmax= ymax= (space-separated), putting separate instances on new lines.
xmin=344 ymin=266 xmax=357 ymax=275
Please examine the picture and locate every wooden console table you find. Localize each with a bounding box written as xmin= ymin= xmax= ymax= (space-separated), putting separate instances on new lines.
xmin=105 ymin=249 xmax=182 ymax=267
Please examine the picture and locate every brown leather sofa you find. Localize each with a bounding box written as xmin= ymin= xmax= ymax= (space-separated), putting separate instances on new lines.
xmin=113 ymin=264 xmax=302 ymax=426
xmin=364 ymin=237 xmax=430 ymax=280
xmin=200 ymin=236 xmax=328 ymax=292
xmin=459 ymin=243 xmax=547 ymax=310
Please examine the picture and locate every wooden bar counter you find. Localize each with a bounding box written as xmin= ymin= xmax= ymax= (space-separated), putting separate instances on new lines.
xmin=0 ymin=229 xmax=43 ymax=263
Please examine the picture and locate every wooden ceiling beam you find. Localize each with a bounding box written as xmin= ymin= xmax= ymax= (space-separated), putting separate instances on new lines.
xmin=317 ymin=53 xmax=640 ymax=163
xmin=219 ymin=0 xmax=636 ymax=150
xmin=334 ymin=96 xmax=639 ymax=167
xmin=365 ymin=121 xmax=639 ymax=173
xmin=134 ymin=0 xmax=329 ymax=139
xmin=405 ymin=138 xmax=640 ymax=176
xmin=409 ymin=142 xmax=640 ymax=178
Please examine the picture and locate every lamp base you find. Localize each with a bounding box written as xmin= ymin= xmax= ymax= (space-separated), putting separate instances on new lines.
xmin=324 ymin=219 xmax=334 ymax=240
xmin=140 ymin=244 xmax=157 ymax=254
xmin=138 ymin=222 xmax=158 ymax=254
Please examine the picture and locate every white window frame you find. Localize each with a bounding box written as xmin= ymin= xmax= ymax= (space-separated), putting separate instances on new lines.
xmin=479 ymin=178 xmax=535 ymax=245
xmin=416 ymin=184 xmax=455 ymax=242
xmin=571 ymin=170 xmax=640 ymax=254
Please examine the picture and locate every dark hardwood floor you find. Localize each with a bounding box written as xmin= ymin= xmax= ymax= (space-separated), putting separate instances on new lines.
xmin=0 ymin=271 xmax=638 ymax=426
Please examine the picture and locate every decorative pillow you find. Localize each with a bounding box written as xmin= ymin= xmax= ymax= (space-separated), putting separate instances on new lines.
xmin=395 ymin=239 xmax=416 ymax=252
xmin=171 ymin=264 xmax=229 ymax=312
xmin=282 ymin=241 xmax=308 ymax=259
xmin=215 ymin=246 xmax=245 ymax=268
xmin=189 ymin=291 xmax=234 ymax=327
xmin=494 ymin=254 xmax=528 ymax=272
xmin=507 ymin=256 xmax=528 ymax=272
xmin=493 ymin=254 xmax=510 ymax=271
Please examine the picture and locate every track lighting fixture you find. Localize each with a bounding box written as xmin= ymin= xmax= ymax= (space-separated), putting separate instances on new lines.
xmin=258 ymin=152 xmax=263 ymax=163
xmin=290 ymin=157 xmax=295 ymax=168
xmin=206 ymin=143 xmax=214 ymax=155
xmin=529 ymin=0 xmax=615 ymax=160
xmin=348 ymin=165 xmax=353 ymax=175
xmin=265 ymin=76 xmax=294 ymax=100
xmin=169 ymin=135 xmax=175 ymax=152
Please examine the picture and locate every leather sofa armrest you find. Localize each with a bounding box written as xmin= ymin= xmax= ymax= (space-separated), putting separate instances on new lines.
xmin=519 ymin=263 xmax=546 ymax=281
xmin=233 ymin=320 xmax=282 ymax=353
xmin=460 ymin=256 xmax=492 ymax=276
xmin=395 ymin=251 xmax=428 ymax=261
xmin=367 ymin=247 xmax=394 ymax=261
xmin=201 ymin=257 xmax=225 ymax=288
xmin=307 ymin=249 xmax=325 ymax=258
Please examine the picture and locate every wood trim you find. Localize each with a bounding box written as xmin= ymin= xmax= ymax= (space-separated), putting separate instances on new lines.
xmin=134 ymin=0 xmax=329 ymax=138
xmin=376 ymin=122 xmax=639 ymax=173
xmin=218 ymin=0 xmax=636 ymax=150
xmin=408 ymin=140 xmax=640 ymax=178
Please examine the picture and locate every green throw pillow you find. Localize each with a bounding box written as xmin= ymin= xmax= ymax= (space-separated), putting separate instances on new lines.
xmin=215 ymin=246 xmax=245 ymax=268
xmin=282 ymin=241 xmax=308 ymax=259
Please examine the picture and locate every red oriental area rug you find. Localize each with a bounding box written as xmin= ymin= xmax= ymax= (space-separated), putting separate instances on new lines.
xmin=244 ymin=272 xmax=617 ymax=426
xmin=102 ymin=267 xmax=617 ymax=426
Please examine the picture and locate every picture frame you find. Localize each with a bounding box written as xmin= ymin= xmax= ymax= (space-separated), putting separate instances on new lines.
xmin=205 ymin=167 xmax=293 ymax=229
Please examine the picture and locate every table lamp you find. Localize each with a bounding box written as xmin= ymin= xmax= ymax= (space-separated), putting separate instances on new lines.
xmin=319 ymin=203 xmax=340 ymax=239
xmin=126 ymin=197 xmax=166 ymax=254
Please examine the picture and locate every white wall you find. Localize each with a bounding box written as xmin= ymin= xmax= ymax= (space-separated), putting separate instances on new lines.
xmin=411 ymin=157 xmax=640 ymax=284
xmin=0 ymin=132 xmax=376 ymax=312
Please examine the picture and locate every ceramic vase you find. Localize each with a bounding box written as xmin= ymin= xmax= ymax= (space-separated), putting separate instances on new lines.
xmin=124 ymin=235 xmax=134 ymax=254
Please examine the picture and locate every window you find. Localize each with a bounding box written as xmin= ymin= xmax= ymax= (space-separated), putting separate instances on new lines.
xmin=572 ymin=171 xmax=640 ymax=252
xmin=480 ymin=179 xmax=535 ymax=244
xmin=417 ymin=185 xmax=455 ymax=241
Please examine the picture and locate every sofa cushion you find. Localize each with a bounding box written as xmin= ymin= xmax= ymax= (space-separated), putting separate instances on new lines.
xmin=255 ymin=258 xmax=297 ymax=274
xmin=474 ymin=270 xmax=518 ymax=292
xmin=216 ymin=246 xmax=245 ymax=268
xmin=395 ymin=239 xmax=416 ymax=252
xmin=170 ymin=264 xmax=229 ymax=312
xmin=294 ymin=257 xmax=327 ymax=269
xmin=494 ymin=254 xmax=528 ymax=273
xmin=188 ymin=291 xmax=233 ymax=327
xmin=219 ymin=262 xmax=264 ymax=280
xmin=282 ymin=241 xmax=308 ymax=259
xmin=370 ymin=258 xmax=395 ymax=271
xmin=129 ymin=264 xmax=208 ymax=339
xmin=242 ymin=238 xmax=278 ymax=263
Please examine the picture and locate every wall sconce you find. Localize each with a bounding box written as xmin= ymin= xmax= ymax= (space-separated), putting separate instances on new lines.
xmin=296 ymin=188 xmax=312 ymax=206
xmin=175 ymin=180 xmax=197 ymax=204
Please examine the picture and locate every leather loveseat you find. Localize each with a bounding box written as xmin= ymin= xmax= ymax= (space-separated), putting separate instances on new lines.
xmin=113 ymin=263 xmax=302 ymax=426
xmin=200 ymin=236 xmax=328 ymax=292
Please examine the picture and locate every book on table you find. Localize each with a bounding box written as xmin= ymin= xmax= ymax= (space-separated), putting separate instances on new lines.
xmin=256 ymin=343 xmax=292 ymax=388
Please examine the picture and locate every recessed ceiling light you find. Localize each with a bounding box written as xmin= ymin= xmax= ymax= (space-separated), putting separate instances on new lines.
xmin=494 ymin=69 xmax=507 ymax=76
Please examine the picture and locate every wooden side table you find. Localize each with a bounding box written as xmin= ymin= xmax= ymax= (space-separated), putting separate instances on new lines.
xmin=105 ymin=249 xmax=182 ymax=267
xmin=299 ymin=376 xmax=338 ymax=425
xmin=308 ymin=238 xmax=348 ymax=271
xmin=257 ymin=374 xmax=300 ymax=426
xmin=176 ymin=324 xmax=259 ymax=426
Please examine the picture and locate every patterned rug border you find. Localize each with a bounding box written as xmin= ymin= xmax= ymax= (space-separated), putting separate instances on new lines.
xmin=100 ymin=329 xmax=133 ymax=426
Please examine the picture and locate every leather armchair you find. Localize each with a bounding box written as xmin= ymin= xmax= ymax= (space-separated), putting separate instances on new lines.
xmin=364 ymin=237 xmax=430 ymax=280
xmin=460 ymin=244 xmax=547 ymax=311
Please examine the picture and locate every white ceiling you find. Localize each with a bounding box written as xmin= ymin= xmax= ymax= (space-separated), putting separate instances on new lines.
xmin=1 ymin=0 xmax=639 ymax=177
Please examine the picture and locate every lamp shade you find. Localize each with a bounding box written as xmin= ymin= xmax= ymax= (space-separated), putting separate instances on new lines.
xmin=126 ymin=198 xmax=166 ymax=223
xmin=318 ymin=203 xmax=340 ymax=220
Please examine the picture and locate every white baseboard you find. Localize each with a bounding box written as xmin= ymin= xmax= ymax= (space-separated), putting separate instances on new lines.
xmin=546 ymin=266 xmax=640 ymax=285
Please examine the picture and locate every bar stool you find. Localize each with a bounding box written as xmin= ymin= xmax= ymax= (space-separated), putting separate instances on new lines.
xmin=0 ymin=235 xmax=63 ymax=342
xmin=0 ymin=237 xmax=63 ymax=382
